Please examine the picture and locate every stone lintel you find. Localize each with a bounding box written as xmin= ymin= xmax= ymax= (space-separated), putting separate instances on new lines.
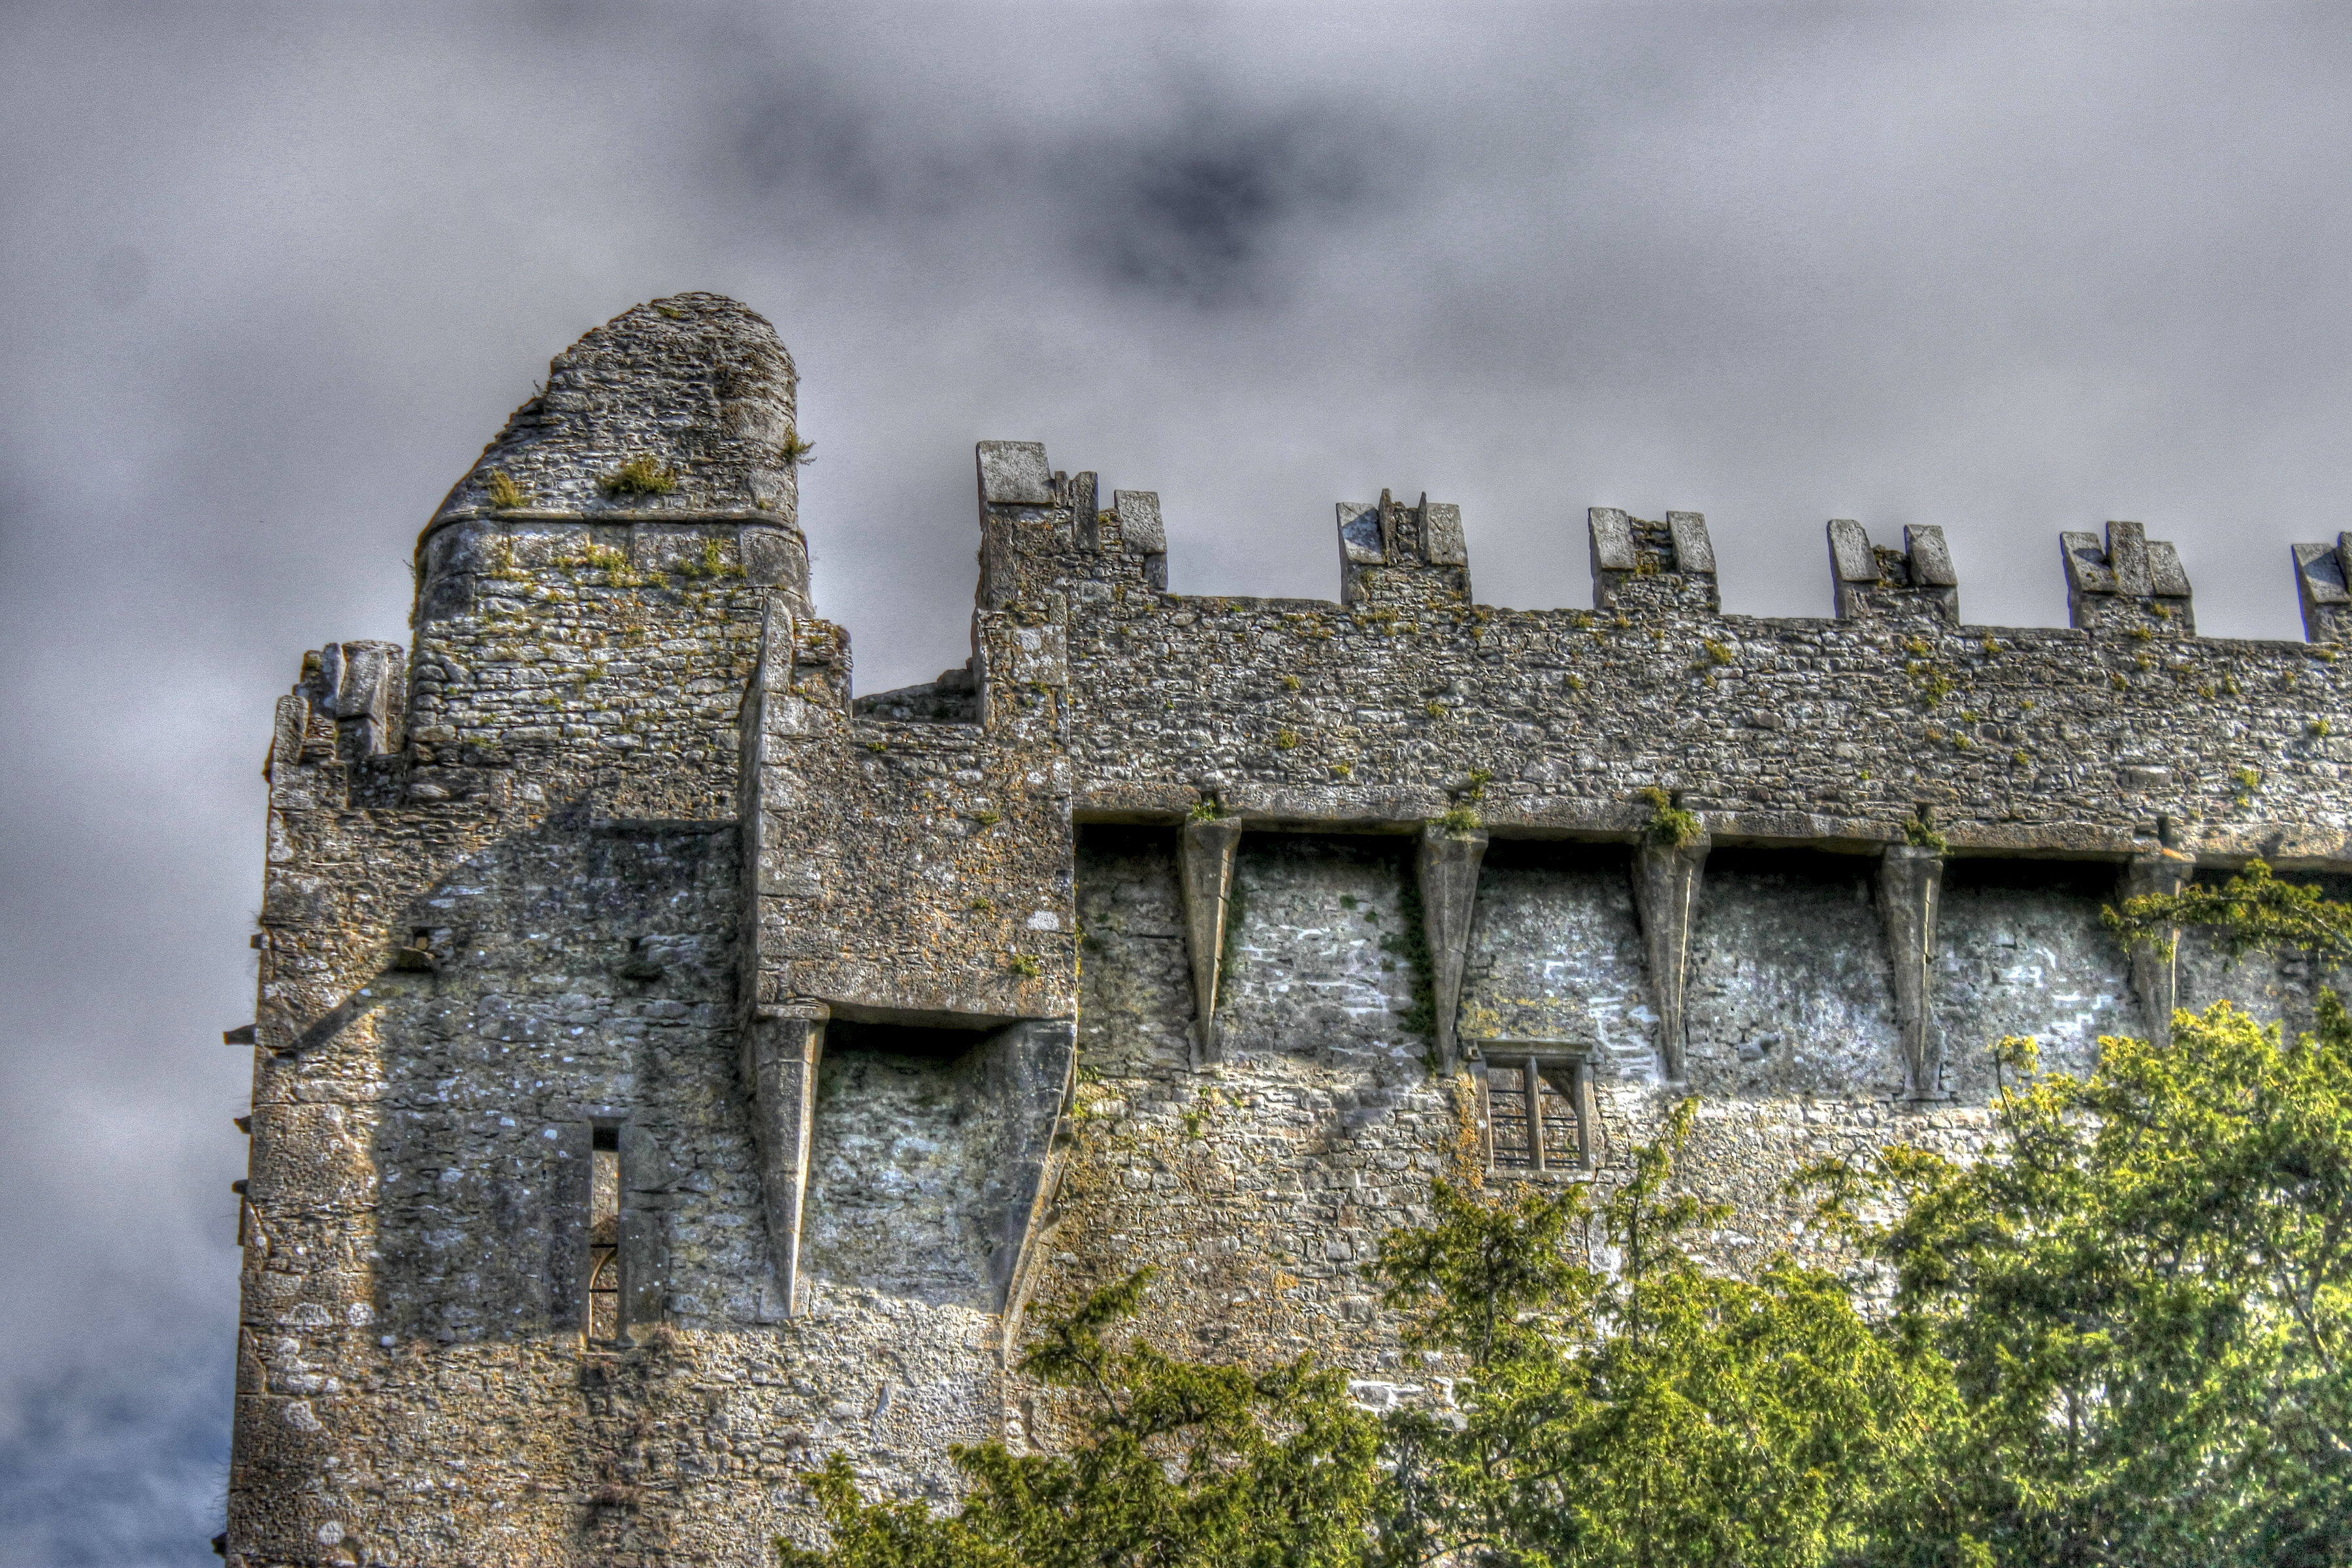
xmin=1416 ymin=822 xmax=1490 ymax=1073
xmin=1877 ymin=847 xmax=1945 ymax=1101
xmin=1667 ymin=512 xmax=1716 ymax=576
xmin=976 ymin=441 xmax=1054 ymax=505
xmin=1112 ymin=489 xmax=1166 ymax=553
xmin=2120 ymin=849 xmax=2197 ymax=1045
xmin=1179 ymin=816 xmax=1245 ymax=1068
xmin=743 ymin=1002 xmax=828 ymax=1316
xmin=1102 ymin=490 xmax=1169 ymax=591
xmin=1629 ymin=830 xmax=1710 ymax=1082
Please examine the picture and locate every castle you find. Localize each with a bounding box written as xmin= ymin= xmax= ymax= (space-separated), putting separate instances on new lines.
xmin=223 ymin=293 xmax=2352 ymax=1566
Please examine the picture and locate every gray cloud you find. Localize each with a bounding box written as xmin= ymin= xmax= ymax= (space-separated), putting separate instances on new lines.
xmin=7 ymin=3 xmax=2352 ymax=1560
xmin=726 ymin=56 xmax=1406 ymax=305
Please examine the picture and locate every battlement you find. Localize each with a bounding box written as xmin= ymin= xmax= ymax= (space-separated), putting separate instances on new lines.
xmin=1828 ymin=519 xmax=1957 ymax=623
xmin=2063 ymin=520 xmax=2196 ymax=635
xmin=1590 ymin=506 xmax=1717 ymax=613
xmin=223 ymin=297 xmax=2352 ymax=1568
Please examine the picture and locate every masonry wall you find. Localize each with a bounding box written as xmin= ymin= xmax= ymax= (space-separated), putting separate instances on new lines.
xmin=1061 ymin=570 xmax=2352 ymax=862
xmin=224 ymin=297 xmax=2352 ymax=1568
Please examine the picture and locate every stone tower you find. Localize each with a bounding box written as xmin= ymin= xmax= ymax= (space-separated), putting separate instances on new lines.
xmin=225 ymin=295 xmax=2352 ymax=1566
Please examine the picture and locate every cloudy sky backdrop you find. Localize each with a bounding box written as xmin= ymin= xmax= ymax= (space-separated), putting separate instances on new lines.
xmin=7 ymin=3 xmax=2352 ymax=1561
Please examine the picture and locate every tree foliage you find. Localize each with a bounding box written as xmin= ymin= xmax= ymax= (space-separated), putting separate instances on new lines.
xmin=779 ymin=1270 xmax=1379 ymax=1568
xmin=1375 ymin=1100 xmax=1947 ymax=1568
xmin=2106 ymin=857 xmax=2352 ymax=966
xmin=788 ymin=874 xmax=2352 ymax=1568
xmin=1814 ymin=1004 xmax=2352 ymax=1567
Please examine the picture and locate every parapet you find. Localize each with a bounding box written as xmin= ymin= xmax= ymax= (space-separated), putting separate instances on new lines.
xmin=1827 ymin=519 xmax=1959 ymax=624
xmin=1338 ymin=491 xmax=1469 ymax=608
xmin=2063 ymin=521 xmax=2195 ymax=635
xmin=1590 ymin=508 xmax=1718 ymax=612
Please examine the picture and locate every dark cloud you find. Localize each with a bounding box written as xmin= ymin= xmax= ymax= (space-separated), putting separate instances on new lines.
xmin=1081 ymin=110 xmax=1390 ymax=305
xmin=0 ymin=1348 xmax=230 ymax=1567
xmin=728 ymin=63 xmax=1403 ymax=305
xmin=8 ymin=3 xmax=2352 ymax=1561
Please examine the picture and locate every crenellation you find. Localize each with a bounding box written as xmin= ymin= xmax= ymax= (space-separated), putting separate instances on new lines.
xmin=1590 ymin=505 xmax=1719 ymax=613
xmin=2293 ymin=533 xmax=2352 ymax=644
xmin=2063 ymin=519 xmax=2196 ymax=635
xmin=223 ymin=295 xmax=2352 ymax=1568
xmin=1340 ymin=490 xmax=1473 ymax=609
xmin=1828 ymin=519 xmax=1959 ymax=624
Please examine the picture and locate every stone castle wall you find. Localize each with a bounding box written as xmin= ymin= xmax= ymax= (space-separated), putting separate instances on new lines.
xmin=223 ymin=295 xmax=2352 ymax=1567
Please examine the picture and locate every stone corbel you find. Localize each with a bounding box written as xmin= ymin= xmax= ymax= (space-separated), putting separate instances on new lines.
xmin=1417 ymin=821 xmax=1490 ymax=1073
xmin=1878 ymin=847 xmax=1945 ymax=1100
xmin=1179 ymin=815 xmax=1244 ymax=1067
xmin=1630 ymin=829 xmax=1710 ymax=1081
xmin=742 ymin=1001 xmax=828 ymax=1316
xmin=2121 ymin=849 xmax=2197 ymax=1045
xmin=981 ymin=1019 xmax=1080 ymax=1315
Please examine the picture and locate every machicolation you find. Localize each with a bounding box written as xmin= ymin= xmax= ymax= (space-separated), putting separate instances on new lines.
xmin=223 ymin=292 xmax=2352 ymax=1566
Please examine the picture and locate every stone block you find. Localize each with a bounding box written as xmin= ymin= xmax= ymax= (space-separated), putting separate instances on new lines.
xmin=975 ymin=441 xmax=1053 ymax=506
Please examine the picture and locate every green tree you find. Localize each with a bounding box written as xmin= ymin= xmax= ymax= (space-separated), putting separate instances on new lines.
xmin=780 ymin=1270 xmax=1379 ymax=1568
xmin=2106 ymin=857 xmax=2352 ymax=965
xmin=788 ymin=862 xmax=2352 ymax=1566
xmin=1375 ymin=1100 xmax=1948 ymax=1568
xmin=1815 ymin=1003 xmax=2352 ymax=1565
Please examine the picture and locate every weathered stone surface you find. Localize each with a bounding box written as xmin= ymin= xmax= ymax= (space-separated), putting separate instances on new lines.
xmin=1878 ymin=846 xmax=1946 ymax=1100
xmin=1630 ymin=830 xmax=1708 ymax=1081
xmin=1179 ymin=815 xmax=1243 ymax=1065
xmin=224 ymin=295 xmax=2352 ymax=1568
xmin=1416 ymin=822 xmax=1488 ymax=1072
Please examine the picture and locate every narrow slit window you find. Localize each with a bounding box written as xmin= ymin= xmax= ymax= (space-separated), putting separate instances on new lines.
xmin=588 ymin=1125 xmax=620 ymax=1343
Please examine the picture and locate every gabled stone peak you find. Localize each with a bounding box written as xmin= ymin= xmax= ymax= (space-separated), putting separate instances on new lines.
xmin=431 ymin=293 xmax=800 ymax=528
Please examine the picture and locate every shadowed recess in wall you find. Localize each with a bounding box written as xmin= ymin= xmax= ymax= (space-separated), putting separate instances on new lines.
xmin=1214 ymin=835 xmax=1427 ymax=1088
xmin=1931 ymin=857 xmax=2133 ymax=1098
xmin=1682 ymin=850 xmax=1903 ymax=1100
xmin=1459 ymin=840 xmax=1648 ymax=1074
xmin=1075 ymin=827 xmax=1196 ymax=1075
xmin=2175 ymin=868 xmax=2352 ymax=1044
xmin=800 ymin=1019 xmax=1075 ymax=1311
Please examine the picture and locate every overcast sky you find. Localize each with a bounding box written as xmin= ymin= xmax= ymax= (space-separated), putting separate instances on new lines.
xmin=6 ymin=2 xmax=2352 ymax=1561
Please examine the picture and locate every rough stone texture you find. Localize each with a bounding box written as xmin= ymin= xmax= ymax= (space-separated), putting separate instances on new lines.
xmin=226 ymin=296 xmax=2352 ymax=1567
xmin=432 ymin=293 xmax=802 ymax=523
